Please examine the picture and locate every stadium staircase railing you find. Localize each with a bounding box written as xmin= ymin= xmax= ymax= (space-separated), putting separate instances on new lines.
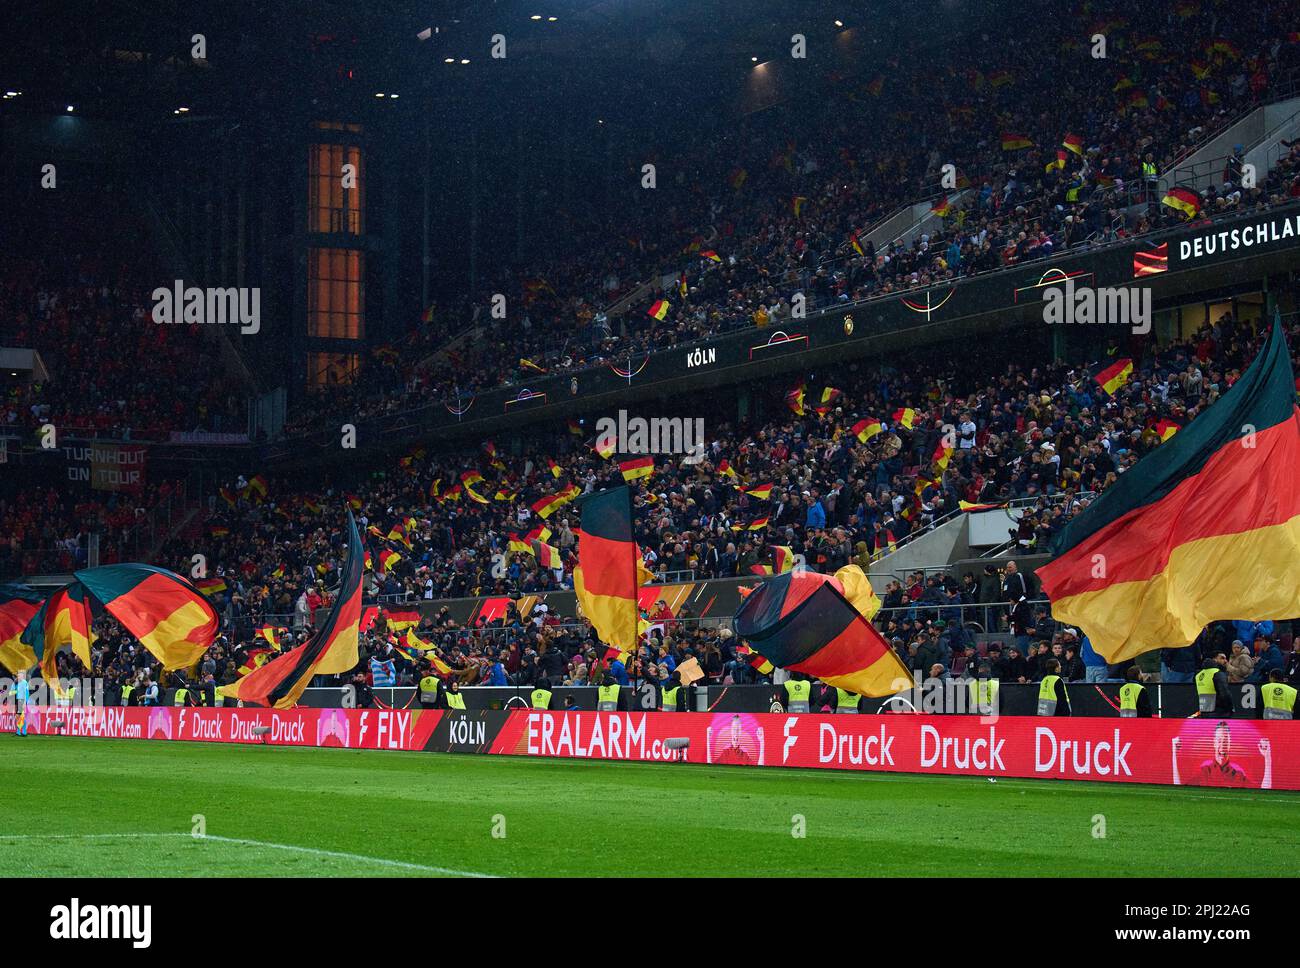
xmin=835 ymin=82 xmax=1300 ymax=272
xmin=1162 ymin=94 xmax=1300 ymax=196
xmin=864 ymin=492 xmax=1088 ymax=589
xmin=414 ymin=320 xmax=485 ymax=372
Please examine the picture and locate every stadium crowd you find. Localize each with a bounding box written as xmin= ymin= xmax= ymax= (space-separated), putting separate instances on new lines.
xmin=284 ymin=1 xmax=1300 ymax=433
xmin=40 ymin=561 xmax=1300 ymax=709
xmin=191 ymin=306 xmax=1300 ymax=601
xmin=0 ymin=480 xmax=187 ymax=579
xmin=5 ymin=3 xmax=1299 ymax=451
xmin=48 ymin=303 xmax=1277 ymax=701
xmin=1 ymin=194 xmax=247 ymax=441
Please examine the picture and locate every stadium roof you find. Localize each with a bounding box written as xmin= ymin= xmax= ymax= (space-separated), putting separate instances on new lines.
xmin=3 ymin=0 xmax=985 ymax=124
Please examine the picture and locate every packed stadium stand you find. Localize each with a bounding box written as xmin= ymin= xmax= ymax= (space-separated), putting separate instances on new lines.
xmin=24 ymin=300 xmax=1299 ymax=703
xmin=282 ymin=1 xmax=1300 ymax=429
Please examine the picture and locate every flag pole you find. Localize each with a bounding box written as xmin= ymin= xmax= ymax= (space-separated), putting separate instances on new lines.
xmin=627 ymin=484 xmax=638 ymax=665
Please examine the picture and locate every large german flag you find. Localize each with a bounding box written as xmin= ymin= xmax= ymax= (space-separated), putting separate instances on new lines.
xmin=219 ymin=511 xmax=365 ymax=708
xmin=22 ymin=582 xmax=98 ymax=687
xmin=74 ymin=565 xmax=218 ymax=670
xmin=573 ymin=487 xmax=652 ymax=652
xmin=734 ymin=567 xmax=906 ymax=697
xmin=0 ymin=584 xmax=43 ymax=674
xmin=1039 ymin=318 xmax=1300 ymax=662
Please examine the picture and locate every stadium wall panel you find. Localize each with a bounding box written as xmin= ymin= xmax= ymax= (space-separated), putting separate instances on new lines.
xmin=6 ymin=705 xmax=1296 ymax=790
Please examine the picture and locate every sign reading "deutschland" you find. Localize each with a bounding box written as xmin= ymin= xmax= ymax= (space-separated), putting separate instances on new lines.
xmin=1176 ymin=211 xmax=1300 ymax=266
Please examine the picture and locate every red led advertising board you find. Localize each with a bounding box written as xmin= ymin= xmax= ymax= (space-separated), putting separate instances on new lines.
xmin=4 ymin=705 xmax=1295 ymax=790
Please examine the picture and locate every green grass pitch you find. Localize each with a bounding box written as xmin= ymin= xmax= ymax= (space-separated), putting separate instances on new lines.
xmin=0 ymin=734 xmax=1292 ymax=877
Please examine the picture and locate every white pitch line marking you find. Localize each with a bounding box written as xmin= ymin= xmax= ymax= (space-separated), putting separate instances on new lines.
xmin=0 ymin=832 xmax=495 ymax=877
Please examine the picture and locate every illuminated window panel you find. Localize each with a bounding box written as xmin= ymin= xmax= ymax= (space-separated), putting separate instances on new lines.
xmin=307 ymin=247 xmax=365 ymax=339
xmin=308 ymin=143 xmax=364 ymax=234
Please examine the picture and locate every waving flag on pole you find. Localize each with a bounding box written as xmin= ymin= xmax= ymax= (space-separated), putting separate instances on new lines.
xmin=1162 ymin=187 xmax=1201 ymax=218
xmin=1092 ymin=357 xmax=1134 ymax=395
xmin=532 ymin=485 xmax=581 ymax=519
xmin=12 ymin=566 xmax=218 ymax=680
xmin=734 ymin=567 xmax=903 ymax=697
xmin=619 ymin=455 xmax=654 ymax=482
xmin=195 ymin=577 xmax=227 ymax=597
xmin=22 ymin=582 xmax=98 ymax=689
xmin=219 ymin=511 xmax=365 ymax=708
xmin=852 ymin=417 xmax=884 ymax=442
xmin=573 ymin=486 xmax=653 ymax=653
xmin=1039 ymin=317 xmax=1300 ymax=662
xmin=0 ymin=585 xmax=44 ymax=674
xmin=892 ymin=407 xmax=917 ymax=430
xmin=238 ymin=648 xmax=274 ymax=676
xmin=785 ymin=381 xmax=807 ymax=416
xmin=74 ymin=565 xmax=219 ymax=671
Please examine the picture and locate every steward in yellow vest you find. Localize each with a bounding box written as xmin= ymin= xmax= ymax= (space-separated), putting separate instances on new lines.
xmin=834 ymin=687 xmax=860 ymax=714
xmin=1036 ymin=660 xmax=1070 ymax=716
xmin=1118 ymin=668 xmax=1149 ymax=718
xmin=531 ymin=678 xmax=553 ymax=710
xmin=967 ymin=674 xmax=999 ymax=716
xmin=120 ymin=683 xmax=135 ymax=707
xmin=418 ymin=674 xmax=440 ymax=707
xmin=661 ymin=673 xmax=682 ymax=712
xmin=1262 ymin=670 xmax=1297 ymax=720
xmin=597 ymin=677 xmax=621 ymax=712
xmin=442 ymin=682 xmax=466 ymax=710
xmin=1195 ymin=657 xmax=1230 ymax=715
xmin=172 ymin=686 xmax=190 ymax=707
xmin=783 ymin=677 xmax=811 ymax=713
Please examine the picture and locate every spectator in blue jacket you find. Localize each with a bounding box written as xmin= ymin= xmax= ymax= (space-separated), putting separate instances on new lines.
xmin=1250 ymin=638 xmax=1284 ymax=684
xmin=484 ymin=653 xmax=508 ymax=686
xmin=805 ymin=493 xmax=827 ymax=529
xmin=1233 ymin=619 xmax=1274 ymax=646
xmin=1080 ymin=634 xmax=1109 ymax=683
xmin=608 ymin=655 xmax=630 ymax=687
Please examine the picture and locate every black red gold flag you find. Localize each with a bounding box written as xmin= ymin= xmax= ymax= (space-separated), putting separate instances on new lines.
xmin=1040 ymin=317 xmax=1300 ymax=661
xmin=573 ymin=487 xmax=652 ymax=652
xmin=219 ymin=511 xmax=364 ymax=708
xmin=734 ymin=568 xmax=905 ymax=697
